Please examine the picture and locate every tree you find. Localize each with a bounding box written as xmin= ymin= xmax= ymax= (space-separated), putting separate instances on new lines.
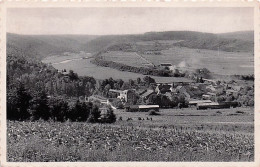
xmin=7 ymin=89 xmax=18 ymax=120
xmin=143 ymin=76 xmax=155 ymax=86
xmin=16 ymin=83 xmax=32 ymax=120
xmin=69 ymin=101 xmax=90 ymax=121
xmin=30 ymin=90 xmax=50 ymax=120
xmin=68 ymin=70 xmax=79 ymax=80
xmin=121 ymin=82 xmax=131 ymax=90
xmin=102 ymin=107 xmax=116 ymax=123
xmin=87 ymin=105 xmax=101 ymax=123
xmin=136 ymin=77 xmax=141 ymax=84
xmin=49 ymin=98 xmax=69 ymax=122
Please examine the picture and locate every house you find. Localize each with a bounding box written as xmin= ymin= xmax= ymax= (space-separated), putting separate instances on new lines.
xmin=206 ymin=85 xmax=216 ymax=92
xmin=176 ymin=86 xmax=190 ymax=99
xmin=202 ymin=78 xmax=217 ymax=85
xmin=226 ymin=89 xmax=238 ymax=96
xmin=88 ymin=95 xmax=109 ymax=104
xmin=214 ymin=85 xmax=224 ymax=94
xmin=232 ymin=85 xmax=242 ymax=91
xmin=109 ymin=89 xmax=137 ymax=103
xmin=197 ymin=83 xmax=207 ymax=91
xmin=202 ymin=94 xmax=211 ymax=100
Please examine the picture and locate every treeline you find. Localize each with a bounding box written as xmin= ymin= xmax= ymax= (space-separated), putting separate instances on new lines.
xmin=146 ymin=93 xmax=188 ymax=108
xmin=233 ymin=74 xmax=254 ymax=81
xmin=91 ymin=57 xmax=172 ymax=77
xmin=7 ymin=83 xmax=116 ymax=123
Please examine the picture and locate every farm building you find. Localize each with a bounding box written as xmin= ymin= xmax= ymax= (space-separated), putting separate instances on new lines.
xmin=160 ymin=63 xmax=172 ymax=67
xmin=188 ymin=100 xmax=212 ymax=106
xmin=125 ymin=104 xmax=159 ymax=112
xmin=88 ymin=95 xmax=109 ymax=104
xmin=197 ymin=101 xmax=239 ymax=110
xmin=159 ymin=63 xmax=176 ymax=71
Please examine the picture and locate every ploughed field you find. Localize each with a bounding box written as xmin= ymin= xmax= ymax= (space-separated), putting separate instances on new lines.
xmin=8 ymin=107 xmax=254 ymax=162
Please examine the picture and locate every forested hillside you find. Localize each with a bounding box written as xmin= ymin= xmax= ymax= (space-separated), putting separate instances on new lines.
xmin=7 ymin=44 xmax=104 ymax=122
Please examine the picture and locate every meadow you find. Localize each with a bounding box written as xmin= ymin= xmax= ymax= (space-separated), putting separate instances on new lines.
xmin=101 ymin=51 xmax=149 ymax=68
xmin=7 ymin=107 xmax=254 ymax=162
xmin=42 ymin=55 xmax=192 ymax=82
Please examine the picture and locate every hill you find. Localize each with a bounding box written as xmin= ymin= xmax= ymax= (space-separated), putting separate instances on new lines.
xmin=7 ymin=31 xmax=254 ymax=60
xmin=7 ymin=33 xmax=98 ymax=59
xmin=73 ymin=31 xmax=254 ymax=53
xmin=219 ymin=31 xmax=254 ymax=42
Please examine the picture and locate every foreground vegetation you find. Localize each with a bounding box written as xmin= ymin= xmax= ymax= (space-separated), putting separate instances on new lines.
xmin=7 ymin=120 xmax=254 ymax=162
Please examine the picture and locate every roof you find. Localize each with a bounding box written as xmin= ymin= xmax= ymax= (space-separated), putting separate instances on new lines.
xmin=176 ymin=86 xmax=183 ymax=89
xmin=232 ymin=86 xmax=242 ymax=91
xmin=226 ymin=89 xmax=238 ymax=93
xmin=153 ymin=77 xmax=193 ymax=84
xmin=126 ymin=105 xmax=159 ymax=109
xmin=160 ymin=63 xmax=172 ymax=66
xmin=138 ymin=105 xmax=159 ymax=109
xmin=141 ymin=90 xmax=155 ymax=97
xmin=189 ymin=100 xmax=212 ymax=104
xmin=197 ymin=102 xmax=219 ymax=106
xmin=207 ymin=92 xmax=216 ymax=96
xmin=203 ymin=78 xmax=217 ymax=83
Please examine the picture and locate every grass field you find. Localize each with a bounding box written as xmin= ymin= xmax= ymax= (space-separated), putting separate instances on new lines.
xmin=7 ymin=107 xmax=254 ymax=162
xmin=42 ymin=55 xmax=192 ymax=82
xmin=101 ymin=51 xmax=150 ymax=68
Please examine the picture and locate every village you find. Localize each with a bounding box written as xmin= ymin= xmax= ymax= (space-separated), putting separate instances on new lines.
xmin=84 ymin=63 xmax=246 ymax=113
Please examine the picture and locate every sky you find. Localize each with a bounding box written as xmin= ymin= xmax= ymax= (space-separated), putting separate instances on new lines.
xmin=7 ymin=7 xmax=254 ymax=35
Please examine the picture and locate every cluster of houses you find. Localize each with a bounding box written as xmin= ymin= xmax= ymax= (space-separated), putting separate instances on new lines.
xmin=85 ymin=76 xmax=242 ymax=112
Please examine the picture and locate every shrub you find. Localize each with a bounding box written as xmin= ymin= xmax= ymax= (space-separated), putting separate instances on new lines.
xmin=87 ymin=105 xmax=101 ymax=123
xmin=148 ymin=110 xmax=160 ymax=116
xmin=101 ymin=107 xmax=116 ymax=123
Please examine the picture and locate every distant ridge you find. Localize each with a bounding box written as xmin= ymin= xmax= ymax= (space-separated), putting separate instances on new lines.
xmin=7 ymin=31 xmax=254 ymax=60
xmin=218 ymin=31 xmax=254 ymax=42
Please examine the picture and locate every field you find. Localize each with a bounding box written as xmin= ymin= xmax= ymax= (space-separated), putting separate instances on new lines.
xmin=7 ymin=107 xmax=254 ymax=162
xmin=101 ymin=51 xmax=151 ymax=68
xmin=97 ymin=45 xmax=253 ymax=76
xmin=142 ymin=46 xmax=254 ymax=75
xmin=41 ymin=54 xmax=192 ymax=82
